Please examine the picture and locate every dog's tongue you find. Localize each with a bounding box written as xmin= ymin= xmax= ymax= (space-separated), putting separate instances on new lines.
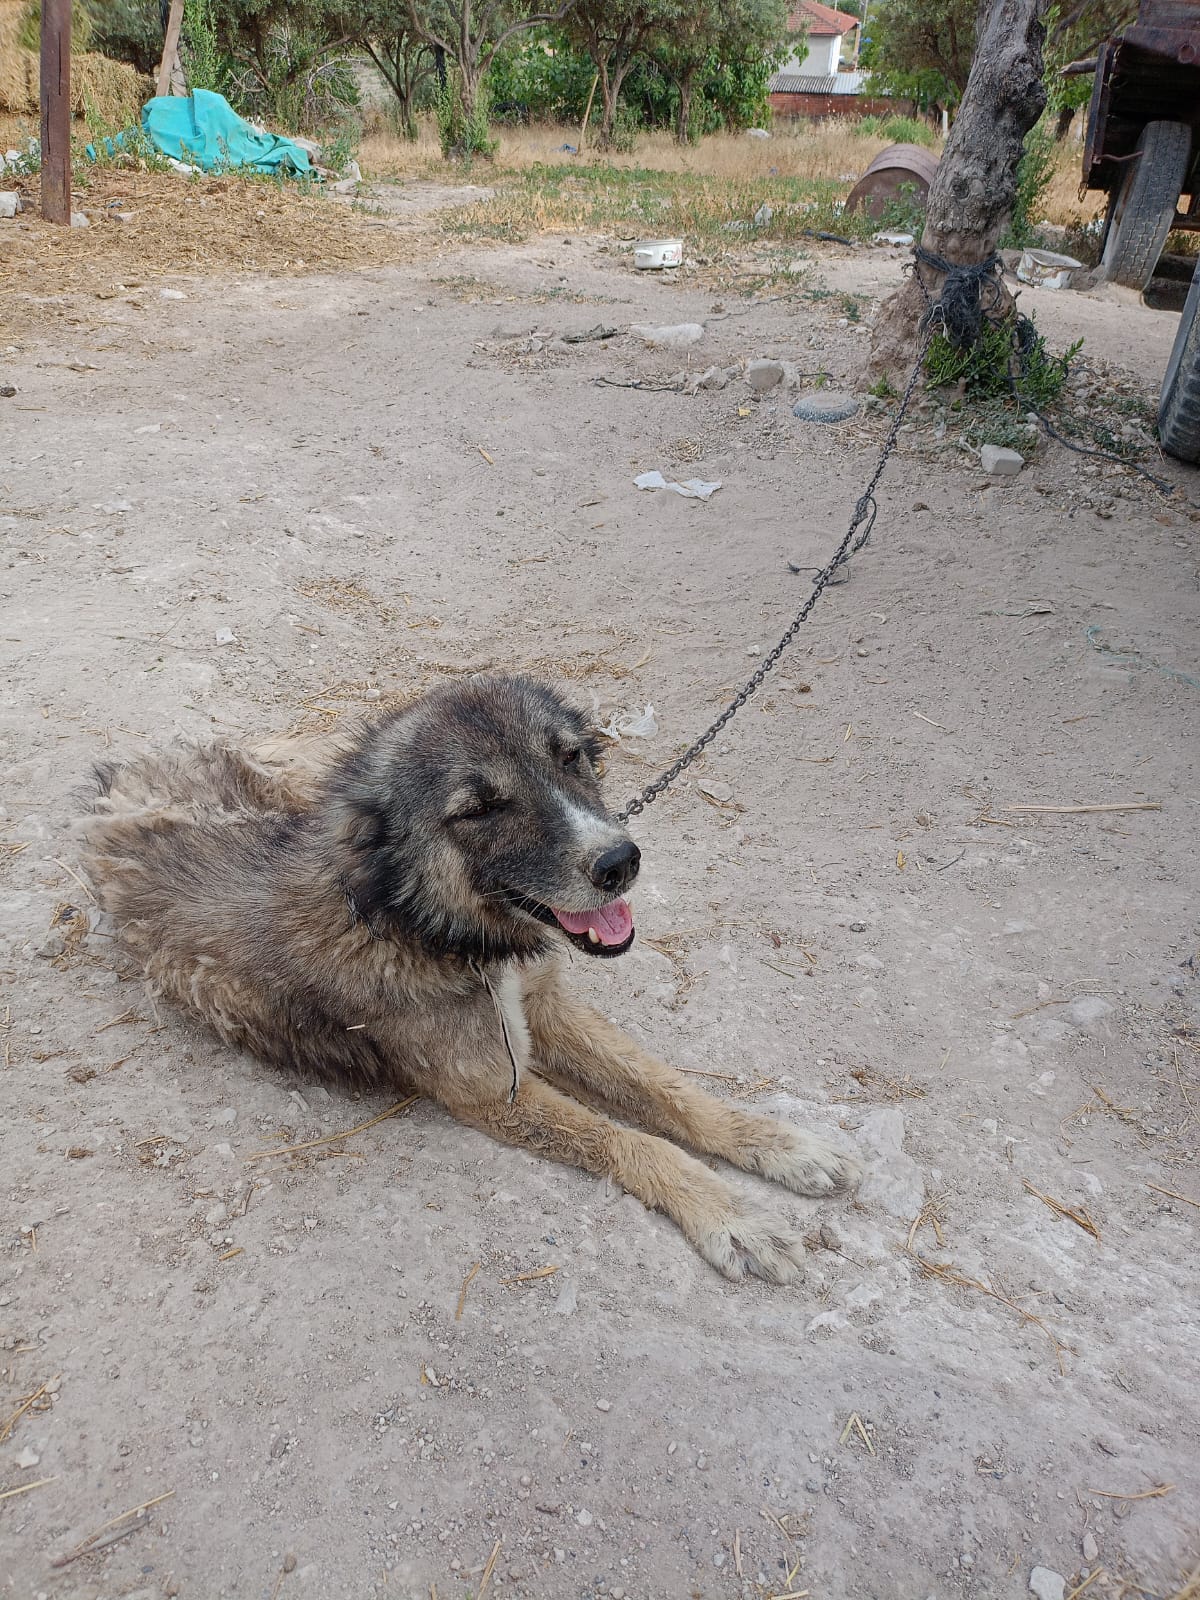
xmin=552 ymin=898 xmax=634 ymax=947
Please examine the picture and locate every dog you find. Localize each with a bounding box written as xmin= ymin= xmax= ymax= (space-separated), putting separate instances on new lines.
xmin=79 ymin=674 xmax=860 ymax=1283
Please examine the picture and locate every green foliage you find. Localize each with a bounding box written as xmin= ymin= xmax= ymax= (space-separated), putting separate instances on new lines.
xmin=1043 ymin=1 xmax=1136 ymax=115
xmin=868 ymin=375 xmax=898 ymax=400
xmin=1001 ymin=120 xmax=1056 ymax=247
xmin=863 ymin=0 xmax=974 ymax=107
xmin=436 ymin=69 xmax=497 ymax=162
xmin=183 ymin=0 xmax=235 ymax=97
xmin=488 ymin=29 xmax=597 ymax=123
xmin=18 ymin=0 xmax=93 ymax=52
xmin=925 ymin=313 xmax=1082 ymax=411
xmin=84 ymin=0 xmax=162 ymax=73
xmin=872 ymin=180 xmax=927 ymax=237
xmin=855 ymin=113 xmax=937 ymax=147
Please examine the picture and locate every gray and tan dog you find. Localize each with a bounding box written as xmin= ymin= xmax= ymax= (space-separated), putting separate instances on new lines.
xmin=80 ymin=675 xmax=859 ymax=1282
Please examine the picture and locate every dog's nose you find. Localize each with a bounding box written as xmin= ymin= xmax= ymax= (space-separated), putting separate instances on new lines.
xmin=589 ymin=840 xmax=640 ymax=896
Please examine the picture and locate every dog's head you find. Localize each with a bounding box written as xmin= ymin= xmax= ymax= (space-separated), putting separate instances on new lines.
xmin=327 ymin=675 xmax=640 ymax=964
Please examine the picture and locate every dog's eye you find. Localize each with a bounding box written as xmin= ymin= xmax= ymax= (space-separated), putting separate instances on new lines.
xmin=562 ymin=748 xmax=582 ymax=768
xmin=453 ymin=799 xmax=505 ymax=822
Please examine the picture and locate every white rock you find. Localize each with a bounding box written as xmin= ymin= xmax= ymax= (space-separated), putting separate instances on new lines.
xmin=745 ymin=358 xmax=784 ymax=393
xmin=0 ymin=191 xmax=19 ymax=218
xmin=981 ymin=444 xmax=1024 ymax=476
xmin=160 ymin=288 xmax=187 ymax=300
xmin=576 ymin=1508 xmax=593 ymax=1527
xmin=14 ymin=1446 xmax=40 ymax=1468
xmin=69 ymin=210 xmax=89 ymax=227
xmin=1030 ymin=1567 xmax=1066 ymax=1600
xmin=1067 ymin=996 xmax=1113 ymax=1028
xmin=856 ymin=1108 xmax=924 ymax=1219
xmin=629 ymin=322 xmax=704 ymax=350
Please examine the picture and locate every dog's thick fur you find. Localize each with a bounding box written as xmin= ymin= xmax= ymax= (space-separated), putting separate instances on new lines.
xmin=79 ymin=675 xmax=859 ymax=1283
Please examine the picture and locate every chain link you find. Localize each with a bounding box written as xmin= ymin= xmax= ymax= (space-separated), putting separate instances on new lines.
xmin=617 ymin=326 xmax=933 ymax=824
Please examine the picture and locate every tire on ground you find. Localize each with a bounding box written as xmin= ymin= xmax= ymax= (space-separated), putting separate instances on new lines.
xmin=1099 ymin=120 xmax=1192 ymax=291
xmin=1158 ymin=254 xmax=1200 ymax=465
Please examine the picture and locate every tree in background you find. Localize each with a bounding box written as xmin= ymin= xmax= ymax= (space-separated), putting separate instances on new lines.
xmin=653 ymin=0 xmax=793 ymax=144
xmin=564 ymin=0 xmax=674 ymax=147
xmin=862 ymin=0 xmax=975 ymax=111
xmin=336 ymin=0 xmax=435 ymax=135
xmin=402 ymin=0 xmax=576 ymax=134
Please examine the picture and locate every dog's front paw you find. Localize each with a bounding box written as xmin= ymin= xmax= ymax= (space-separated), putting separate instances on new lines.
xmin=697 ymin=1211 xmax=807 ymax=1285
xmin=750 ymin=1130 xmax=863 ymax=1197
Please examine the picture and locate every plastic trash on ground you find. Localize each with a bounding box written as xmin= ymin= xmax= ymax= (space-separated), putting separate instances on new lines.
xmin=634 ymin=470 xmax=722 ymax=500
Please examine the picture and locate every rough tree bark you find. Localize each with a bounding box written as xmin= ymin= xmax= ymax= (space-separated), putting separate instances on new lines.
xmin=867 ymin=0 xmax=1049 ymax=386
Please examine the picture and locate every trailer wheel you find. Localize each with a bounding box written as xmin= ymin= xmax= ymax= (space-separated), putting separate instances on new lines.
xmin=1099 ymin=120 xmax=1191 ymax=291
xmin=1158 ymin=253 xmax=1200 ymax=464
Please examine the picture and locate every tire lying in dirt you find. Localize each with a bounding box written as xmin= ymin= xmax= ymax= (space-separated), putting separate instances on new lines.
xmin=1099 ymin=120 xmax=1192 ymax=291
xmin=1158 ymin=254 xmax=1200 ymax=464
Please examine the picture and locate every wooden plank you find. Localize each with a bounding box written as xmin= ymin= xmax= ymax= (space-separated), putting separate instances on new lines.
xmin=156 ymin=0 xmax=186 ymax=98
xmin=39 ymin=0 xmax=71 ymax=225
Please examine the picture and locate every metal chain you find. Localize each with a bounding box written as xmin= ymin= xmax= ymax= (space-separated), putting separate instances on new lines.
xmin=617 ymin=325 xmax=932 ymax=824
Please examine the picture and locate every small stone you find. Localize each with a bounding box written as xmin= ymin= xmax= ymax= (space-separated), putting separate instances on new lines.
xmin=696 ymin=1453 xmax=709 ymax=1470
xmin=205 ymin=1203 xmax=228 ymax=1226
xmin=215 ymin=1107 xmax=237 ymax=1125
xmin=69 ymin=210 xmax=89 ymax=228
xmin=1081 ymin=1532 xmax=1098 ymax=1563
xmin=14 ymin=1446 xmax=39 ymax=1468
xmin=576 ymin=1508 xmax=593 ymax=1527
xmin=792 ymin=389 xmax=860 ymax=424
xmin=214 ymin=628 xmax=236 ymax=646
xmin=629 ymin=322 xmax=705 ymax=351
xmin=611 ymin=1588 xmax=626 ymax=1599
xmin=667 ymin=1442 xmax=677 ymax=1455
xmin=303 ymin=1216 xmax=317 ymax=1231
xmin=595 ymin=1399 xmax=611 ymax=1412
xmin=849 ymin=921 xmax=867 ymax=933
xmin=160 ymin=288 xmax=187 ymax=300
xmin=745 ymin=358 xmax=785 ymax=394
xmin=981 ymin=444 xmax=1024 ymax=476
xmin=35 ymin=933 xmax=66 ymax=959
xmin=1030 ymin=1566 xmax=1066 ymax=1600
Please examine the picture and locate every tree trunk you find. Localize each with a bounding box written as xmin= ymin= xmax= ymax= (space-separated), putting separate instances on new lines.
xmin=596 ymin=60 xmax=618 ymax=145
xmin=867 ymin=0 xmax=1049 ymax=386
xmin=1054 ymin=103 xmax=1074 ymax=141
xmin=675 ymin=73 xmax=695 ymax=145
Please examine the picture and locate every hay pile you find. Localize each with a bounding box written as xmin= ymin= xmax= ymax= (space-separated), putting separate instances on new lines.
xmin=0 ymin=1 xmax=151 ymax=124
xmin=0 ymin=167 xmax=421 ymax=338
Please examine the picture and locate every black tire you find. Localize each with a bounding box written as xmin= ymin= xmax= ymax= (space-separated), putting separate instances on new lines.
xmin=1099 ymin=120 xmax=1192 ymax=290
xmin=1158 ymin=253 xmax=1200 ymax=464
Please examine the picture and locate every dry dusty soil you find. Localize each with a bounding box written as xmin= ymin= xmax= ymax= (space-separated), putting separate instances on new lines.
xmin=2 ymin=194 xmax=1199 ymax=1600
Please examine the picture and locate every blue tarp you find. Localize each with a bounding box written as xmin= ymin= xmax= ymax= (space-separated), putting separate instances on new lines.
xmin=140 ymin=89 xmax=314 ymax=176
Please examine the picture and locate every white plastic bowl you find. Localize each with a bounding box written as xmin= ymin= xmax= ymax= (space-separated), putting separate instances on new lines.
xmin=633 ymin=238 xmax=683 ymax=270
xmin=1016 ymin=247 xmax=1083 ymax=290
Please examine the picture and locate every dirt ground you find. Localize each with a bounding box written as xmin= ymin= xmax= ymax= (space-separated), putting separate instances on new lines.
xmin=2 ymin=190 xmax=1199 ymax=1600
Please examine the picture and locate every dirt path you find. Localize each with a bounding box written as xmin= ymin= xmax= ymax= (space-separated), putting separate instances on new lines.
xmin=2 ymin=222 xmax=1198 ymax=1600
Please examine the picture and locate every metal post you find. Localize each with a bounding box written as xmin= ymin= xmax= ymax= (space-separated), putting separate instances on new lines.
xmin=40 ymin=0 xmax=71 ymax=225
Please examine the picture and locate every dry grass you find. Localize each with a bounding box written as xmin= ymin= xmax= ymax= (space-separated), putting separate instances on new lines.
xmin=0 ymin=3 xmax=150 ymax=123
xmin=0 ymin=164 xmax=419 ymax=340
xmin=361 ymin=118 xmax=902 ymax=186
xmin=360 ymin=116 xmax=1102 ymax=230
